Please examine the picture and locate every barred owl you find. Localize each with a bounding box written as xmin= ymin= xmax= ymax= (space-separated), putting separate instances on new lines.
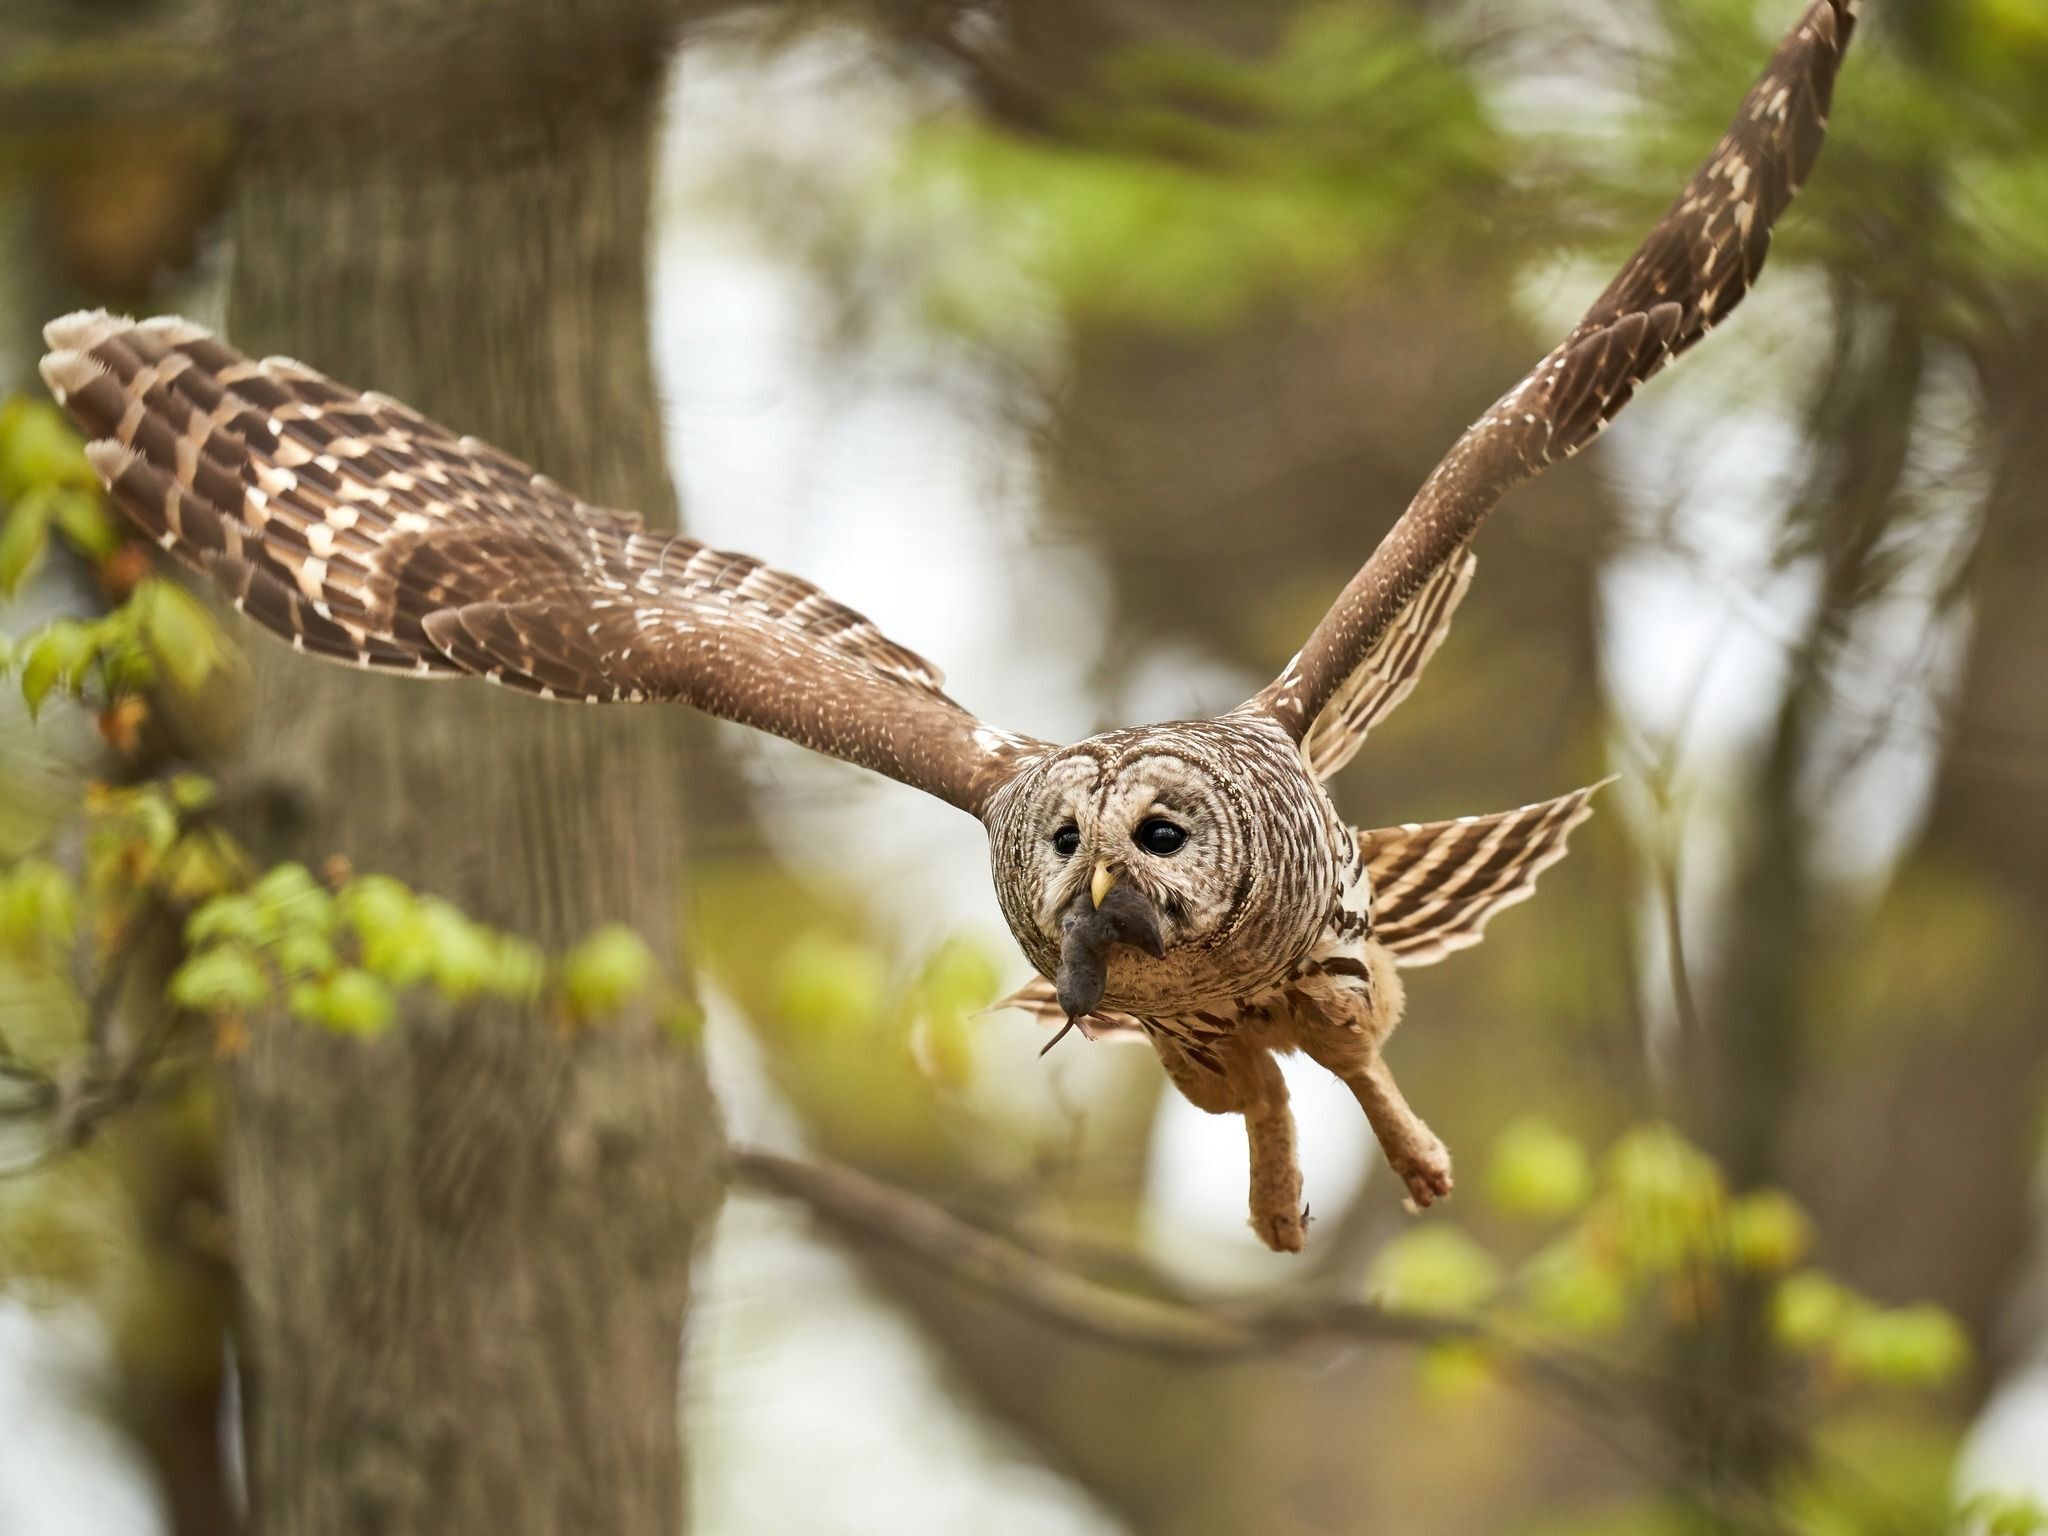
xmin=41 ymin=1 xmax=1855 ymax=1249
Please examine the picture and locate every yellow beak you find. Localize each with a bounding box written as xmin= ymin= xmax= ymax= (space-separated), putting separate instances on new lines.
xmin=1090 ymin=861 xmax=1118 ymax=909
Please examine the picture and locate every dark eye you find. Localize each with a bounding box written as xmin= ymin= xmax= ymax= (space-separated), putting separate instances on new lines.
xmin=1135 ymin=819 xmax=1187 ymax=856
xmin=1052 ymin=824 xmax=1081 ymax=859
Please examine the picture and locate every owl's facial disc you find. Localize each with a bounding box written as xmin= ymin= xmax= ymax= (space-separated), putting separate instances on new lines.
xmin=989 ymin=720 xmax=1337 ymax=1018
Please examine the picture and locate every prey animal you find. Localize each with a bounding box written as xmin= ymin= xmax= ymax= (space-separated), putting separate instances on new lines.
xmin=39 ymin=1 xmax=1855 ymax=1250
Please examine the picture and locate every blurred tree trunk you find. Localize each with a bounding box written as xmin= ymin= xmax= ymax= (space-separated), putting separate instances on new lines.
xmin=1831 ymin=308 xmax=2048 ymax=1342
xmin=217 ymin=3 xmax=720 ymax=1533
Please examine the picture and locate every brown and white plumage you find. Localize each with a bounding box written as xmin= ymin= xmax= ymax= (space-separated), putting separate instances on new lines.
xmin=1254 ymin=0 xmax=1858 ymax=742
xmin=41 ymin=0 xmax=1855 ymax=1250
xmin=1361 ymin=781 xmax=1612 ymax=966
xmin=37 ymin=314 xmax=1044 ymax=815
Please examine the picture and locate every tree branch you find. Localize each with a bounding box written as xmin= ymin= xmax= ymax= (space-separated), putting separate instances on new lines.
xmin=729 ymin=1146 xmax=1826 ymax=1534
xmin=737 ymin=1145 xmax=1552 ymax=1365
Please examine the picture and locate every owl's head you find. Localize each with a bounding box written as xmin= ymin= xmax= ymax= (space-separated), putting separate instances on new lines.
xmin=986 ymin=717 xmax=1335 ymax=1017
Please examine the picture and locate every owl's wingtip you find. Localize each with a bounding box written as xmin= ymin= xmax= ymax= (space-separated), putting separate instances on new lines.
xmin=38 ymin=349 xmax=105 ymax=405
xmin=43 ymin=309 xmax=126 ymax=353
xmin=43 ymin=310 xmax=215 ymax=355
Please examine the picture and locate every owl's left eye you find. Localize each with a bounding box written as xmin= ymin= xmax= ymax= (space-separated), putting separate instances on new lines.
xmin=1052 ymin=824 xmax=1081 ymax=859
xmin=1134 ymin=819 xmax=1187 ymax=856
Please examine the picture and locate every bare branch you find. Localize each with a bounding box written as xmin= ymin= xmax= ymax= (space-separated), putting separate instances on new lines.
xmin=730 ymin=1144 xmax=1855 ymax=1536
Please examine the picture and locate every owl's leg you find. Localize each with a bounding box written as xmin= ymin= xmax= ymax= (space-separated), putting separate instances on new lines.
xmin=1302 ymin=1034 xmax=1452 ymax=1209
xmin=1151 ymin=1033 xmax=1306 ymax=1254
xmin=1291 ymin=970 xmax=1453 ymax=1210
xmin=1344 ymin=1054 xmax=1453 ymax=1210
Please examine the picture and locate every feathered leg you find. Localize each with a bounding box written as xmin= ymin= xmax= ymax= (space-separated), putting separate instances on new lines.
xmin=1291 ymin=946 xmax=1454 ymax=1210
xmin=1347 ymin=1055 xmax=1453 ymax=1210
xmin=1153 ymin=1033 xmax=1306 ymax=1253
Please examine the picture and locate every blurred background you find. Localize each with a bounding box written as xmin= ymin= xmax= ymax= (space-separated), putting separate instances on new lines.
xmin=1 ymin=0 xmax=2045 ymax=1532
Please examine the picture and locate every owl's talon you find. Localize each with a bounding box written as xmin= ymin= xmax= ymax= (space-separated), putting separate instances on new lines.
xmin=1258 ymin=1209 xmax=1307 ymax=1253
xmin=1393 ymin=1139 xmax=1455 ymax=1212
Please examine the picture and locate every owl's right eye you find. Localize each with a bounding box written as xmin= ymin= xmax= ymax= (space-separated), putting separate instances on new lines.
xmin=1052 ymin=824 xmax=1081 ymax=859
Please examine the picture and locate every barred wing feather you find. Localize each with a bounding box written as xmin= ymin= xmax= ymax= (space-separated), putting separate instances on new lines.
xmin=1363 ymin=780 xmax=1612 ymax=967
xmin=39 ymin=312 xmax=1045 ymax=817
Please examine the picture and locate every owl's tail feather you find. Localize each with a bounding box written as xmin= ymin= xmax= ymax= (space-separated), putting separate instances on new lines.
xmin=991 ymin=981 xmax=1145 ymax=1043
xmin=1360 ymin=778 xmax=1614 ymax=968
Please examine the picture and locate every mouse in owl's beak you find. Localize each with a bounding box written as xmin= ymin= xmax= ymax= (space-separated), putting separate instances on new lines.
xmin=1053 ymin=875 xmax=1165 ymax=1025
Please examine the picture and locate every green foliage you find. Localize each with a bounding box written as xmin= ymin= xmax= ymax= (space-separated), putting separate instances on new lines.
xmin=130 ymin=579 xmax=226 ymax=697
xmin=1771 ymin=1272 xmax=1972 ymax=1388
xmin=1369 ymin=1224 xmax=1502 ymax=1315
xmin=1 ymin=394 xmax=229 ymax=716
xmin=1960 ymin=1491 xmax=2048 ymax=1536
xmin=1484 ymin=1115 xmax=1593 ymax=1219
xmin=1370 ymin=1119 xmax=1972 ymax=1404
xmin=0 ymin=857 xmax=77 ymax=965
xmin=1624 ymin=0 xmax=2048 ymax=337
xmin=869 ymin=0 xmax=2048 ymax=359
xmin=774 ymin=927 xmax=891 ymax=1034
xmin=4 ymin=576 xmax=679 ymax=1056
xmin=561 ymin=924 xmax=658 ymax=1021
xmin=1726 ymin=1188 xmax=1814 ymax=1273
xmin=0 ymin=396 xmax=116 ymax=596
xmin=904 ymin=936 xmax=1000 ymax=1089
xmin=287 ymin=969 xmax=396 ymax=1037
xmin=173 ymin=857 xmax=567 ymax=1035
xmin=165 ymin=944 xmax=268 ymax=1014
xmin=892 ymin=2 xmax=1503 ymax=336
xmin=5 ymin=580 xmax=234 ymax=716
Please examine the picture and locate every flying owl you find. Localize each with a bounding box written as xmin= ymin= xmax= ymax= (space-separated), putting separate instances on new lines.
xmin=39 ymin=1 xmax=1855 ymax=1251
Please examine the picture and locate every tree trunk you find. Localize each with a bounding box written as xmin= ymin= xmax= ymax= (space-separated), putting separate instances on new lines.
xmin=216 ymin=5 xmax=721 ymax=1532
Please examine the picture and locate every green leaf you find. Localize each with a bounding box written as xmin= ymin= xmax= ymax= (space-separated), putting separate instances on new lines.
xmin=249 ymin=862 xmax=334 ymax=935
xmin=187 ymin=894 xmax=268 ymax=948
xmin=136 ymin=579 xmax=225 ymax=695
xmin=337 ymin=874 xmax=418 ymax=941
xmin=773 ymin=929 xmax=889 ymax=1034
xmin=289 ymin=968 xmax=395 ymax=1036
xmin=19 ymin=618 xmax=96 ymax=714
xmin=1603 ymin=1123 xmax=1727 ymax=1273
xmin=166 ymin=774 xmax=218 ymax=812
xmin=1958 ymin=1491 xmax=2048 ymax=1536
xmin=48 ymin=489 xmax=118 ymax=563
xmin=0 ymin=399 xmax=95 ymax=497
xmin=415 ymin=898 xmax=500 ymax=999
xmin=359 ymin=913 xmax=436 ymax=989
xmin=1368 ymin=1226 xmax=1503 ymax=1316
xmin=1484 ymin=1116 xmax=1593 ymax=1220
xmin=1415 ymin=1338 xmax=1494 ymax=1403
xmin=272 ymin=928 xmax=339 ymax=981
xmin=562 ymin=924 xmax=658 ymax=1020
xmin=490 ymin=937 xmax=547 ymax=1001
xmin=0 ymin=857 xmax=78 ymax=958
xmin=157 ymin=828 xmax=249 ymax=904
xmin=1519 ymin=1234 xmax=1629 ymax=1335
xmin=168 ymin=945 xmax=271 ymax=1013
xmin=1727 ymin=1189 xmax=1813 ymax=1272
xmin=913 ymin=936 xmax=1001 ymax=1023
xmin=1832 ymin=1303 xmax=1971 ymax=1387
xmin=0 ymin=486 xmax=53 ymax=594
xmin=1771 ymin=1269 xmax=1856 ymax=1353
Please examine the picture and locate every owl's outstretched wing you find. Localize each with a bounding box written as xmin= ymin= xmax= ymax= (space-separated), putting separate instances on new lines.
xmin=40 ymin=312 xmax=1046 ymax=817
xmin=1361 ymin=780 xmax=1610 ymax=967
xmin=1250 ymin=0 xmax=1857 ymax=740
xmin=1299 ymin=549 xmax=1474 ymax=781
